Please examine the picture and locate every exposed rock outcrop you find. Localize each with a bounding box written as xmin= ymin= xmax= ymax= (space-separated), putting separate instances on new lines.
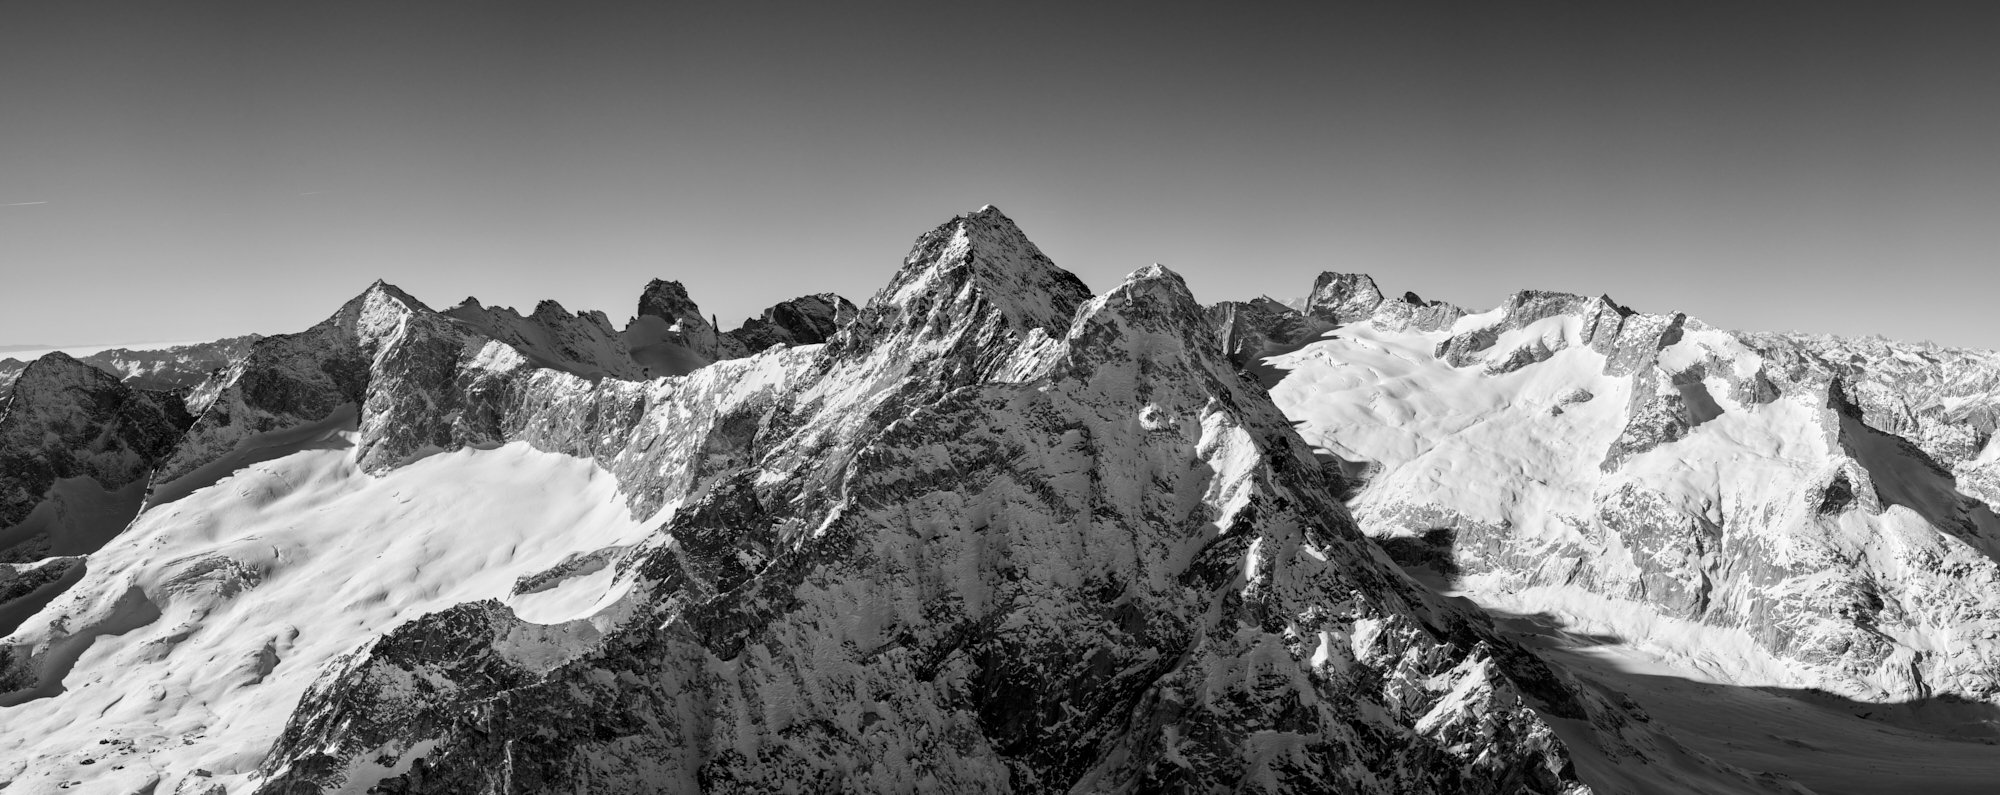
xmin=625 ymin=280 xmax=859 ymax=376
xmin=724 ymin=293 xmax=857 ymax=354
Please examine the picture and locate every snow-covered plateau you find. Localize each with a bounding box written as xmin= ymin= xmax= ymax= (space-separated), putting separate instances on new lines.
xmin=2 ymin=206 xmax=1994 ymax=793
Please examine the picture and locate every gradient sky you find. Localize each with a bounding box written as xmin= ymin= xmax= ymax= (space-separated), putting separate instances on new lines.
xmin=3 ymin=2 xmax=1997 ymax=349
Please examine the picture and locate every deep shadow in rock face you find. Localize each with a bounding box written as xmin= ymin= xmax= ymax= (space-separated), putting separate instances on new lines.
xmin=1282 ymin=417 xmax=1380 ymax=502
xmin=0 ymin=558 xmax=87 ymax=638
xmin=1839 ymin=412 xmax=2000 ymax=555
xmin=1483 ymin=607 xmax=1624 ymax=650
xmin=1536 ymin=637 xmax=2000 ymax=795
xmin=1371 ymin=536 xmax=2000 ymax=795
xmin=1242 ymin=331 xmax=1332 ymax=391
xmin=1671 ymin=371 xmax=1726 ymax=429
xmin=142 ymin=405 xmax=357 ymax=510
xmin=0 ymin=583 xmax=162 ymax=707
xmin=1373 ymin=527 xmax=1462 ymax=582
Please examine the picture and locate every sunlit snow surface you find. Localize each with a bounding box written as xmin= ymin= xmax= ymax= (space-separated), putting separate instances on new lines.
xmin=0 ymin=425 xmax=649 ymax=794
xmin=1270 ymin=319 xmax=2000 ymax=793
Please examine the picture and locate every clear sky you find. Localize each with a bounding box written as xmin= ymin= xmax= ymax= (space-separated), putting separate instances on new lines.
xmin=3 ymin=2 xmax=1996 ymax=348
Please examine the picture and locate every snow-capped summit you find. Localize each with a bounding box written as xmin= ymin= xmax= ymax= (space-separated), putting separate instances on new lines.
xmin=865 ymin=205 xmax=1093 ymax=340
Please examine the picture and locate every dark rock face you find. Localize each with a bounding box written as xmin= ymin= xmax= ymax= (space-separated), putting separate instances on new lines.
xmin=246 ymin=211 xmax=1636 ymax=795
xmin=0 ymin=354 xmax=193 ymax=561
xmin=627 ymin=280 xmax=858 ymax=375
xmin=1207 ymin=297 xmax=1332 ymax=374
xmin=0 ymin=557 xmax=82 ymax=607
xmin=630 ymin=278 xmax=737 ymax=371
xmin=1600 ymin=368 xmax=1701 ymax=472
xmin=0 ymin=556 xmax=85 ymax=636
xmin=635 ymin=279 xmax=714 ymax=342
xmin=724 ymin=293 xmax=857 ymax=353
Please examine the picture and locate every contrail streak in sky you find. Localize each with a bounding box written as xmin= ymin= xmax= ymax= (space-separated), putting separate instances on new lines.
xmin=2 ymin=201 xmax=49 ymax=207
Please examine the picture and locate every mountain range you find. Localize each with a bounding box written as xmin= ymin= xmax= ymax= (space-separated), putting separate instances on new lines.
xmin=2 ymin=206 xmax=1996 ymax=793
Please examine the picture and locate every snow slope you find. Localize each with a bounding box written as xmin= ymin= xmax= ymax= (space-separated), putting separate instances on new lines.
xmin=1267 ymin=274 xmax=2000 ymax=712
xmin=0 ymin=429 xmax=650 ymax=794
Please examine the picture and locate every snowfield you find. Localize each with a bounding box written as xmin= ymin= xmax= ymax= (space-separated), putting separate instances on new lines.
xmin=0 ymin=429 xmax=649 ymax=794
xmin=1260 ymin=274 xmax=2000 ymax=792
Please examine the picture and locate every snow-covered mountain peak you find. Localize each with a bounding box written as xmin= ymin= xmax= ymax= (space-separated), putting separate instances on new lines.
xmin=867 ymin=205 xmax=1092 ymax=339
xmin=315 ymin=280 xmax=441 ymax=353
xmin=1051 ymin=263 xmax=1281 ymax=449
xmin=1095 ymin=262 xmax=1184 ymax=302
xmin=1065 ymin=263 xmax=1213 ymax=355
xmin=354 ymin=279 xmax=432 ymax=314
